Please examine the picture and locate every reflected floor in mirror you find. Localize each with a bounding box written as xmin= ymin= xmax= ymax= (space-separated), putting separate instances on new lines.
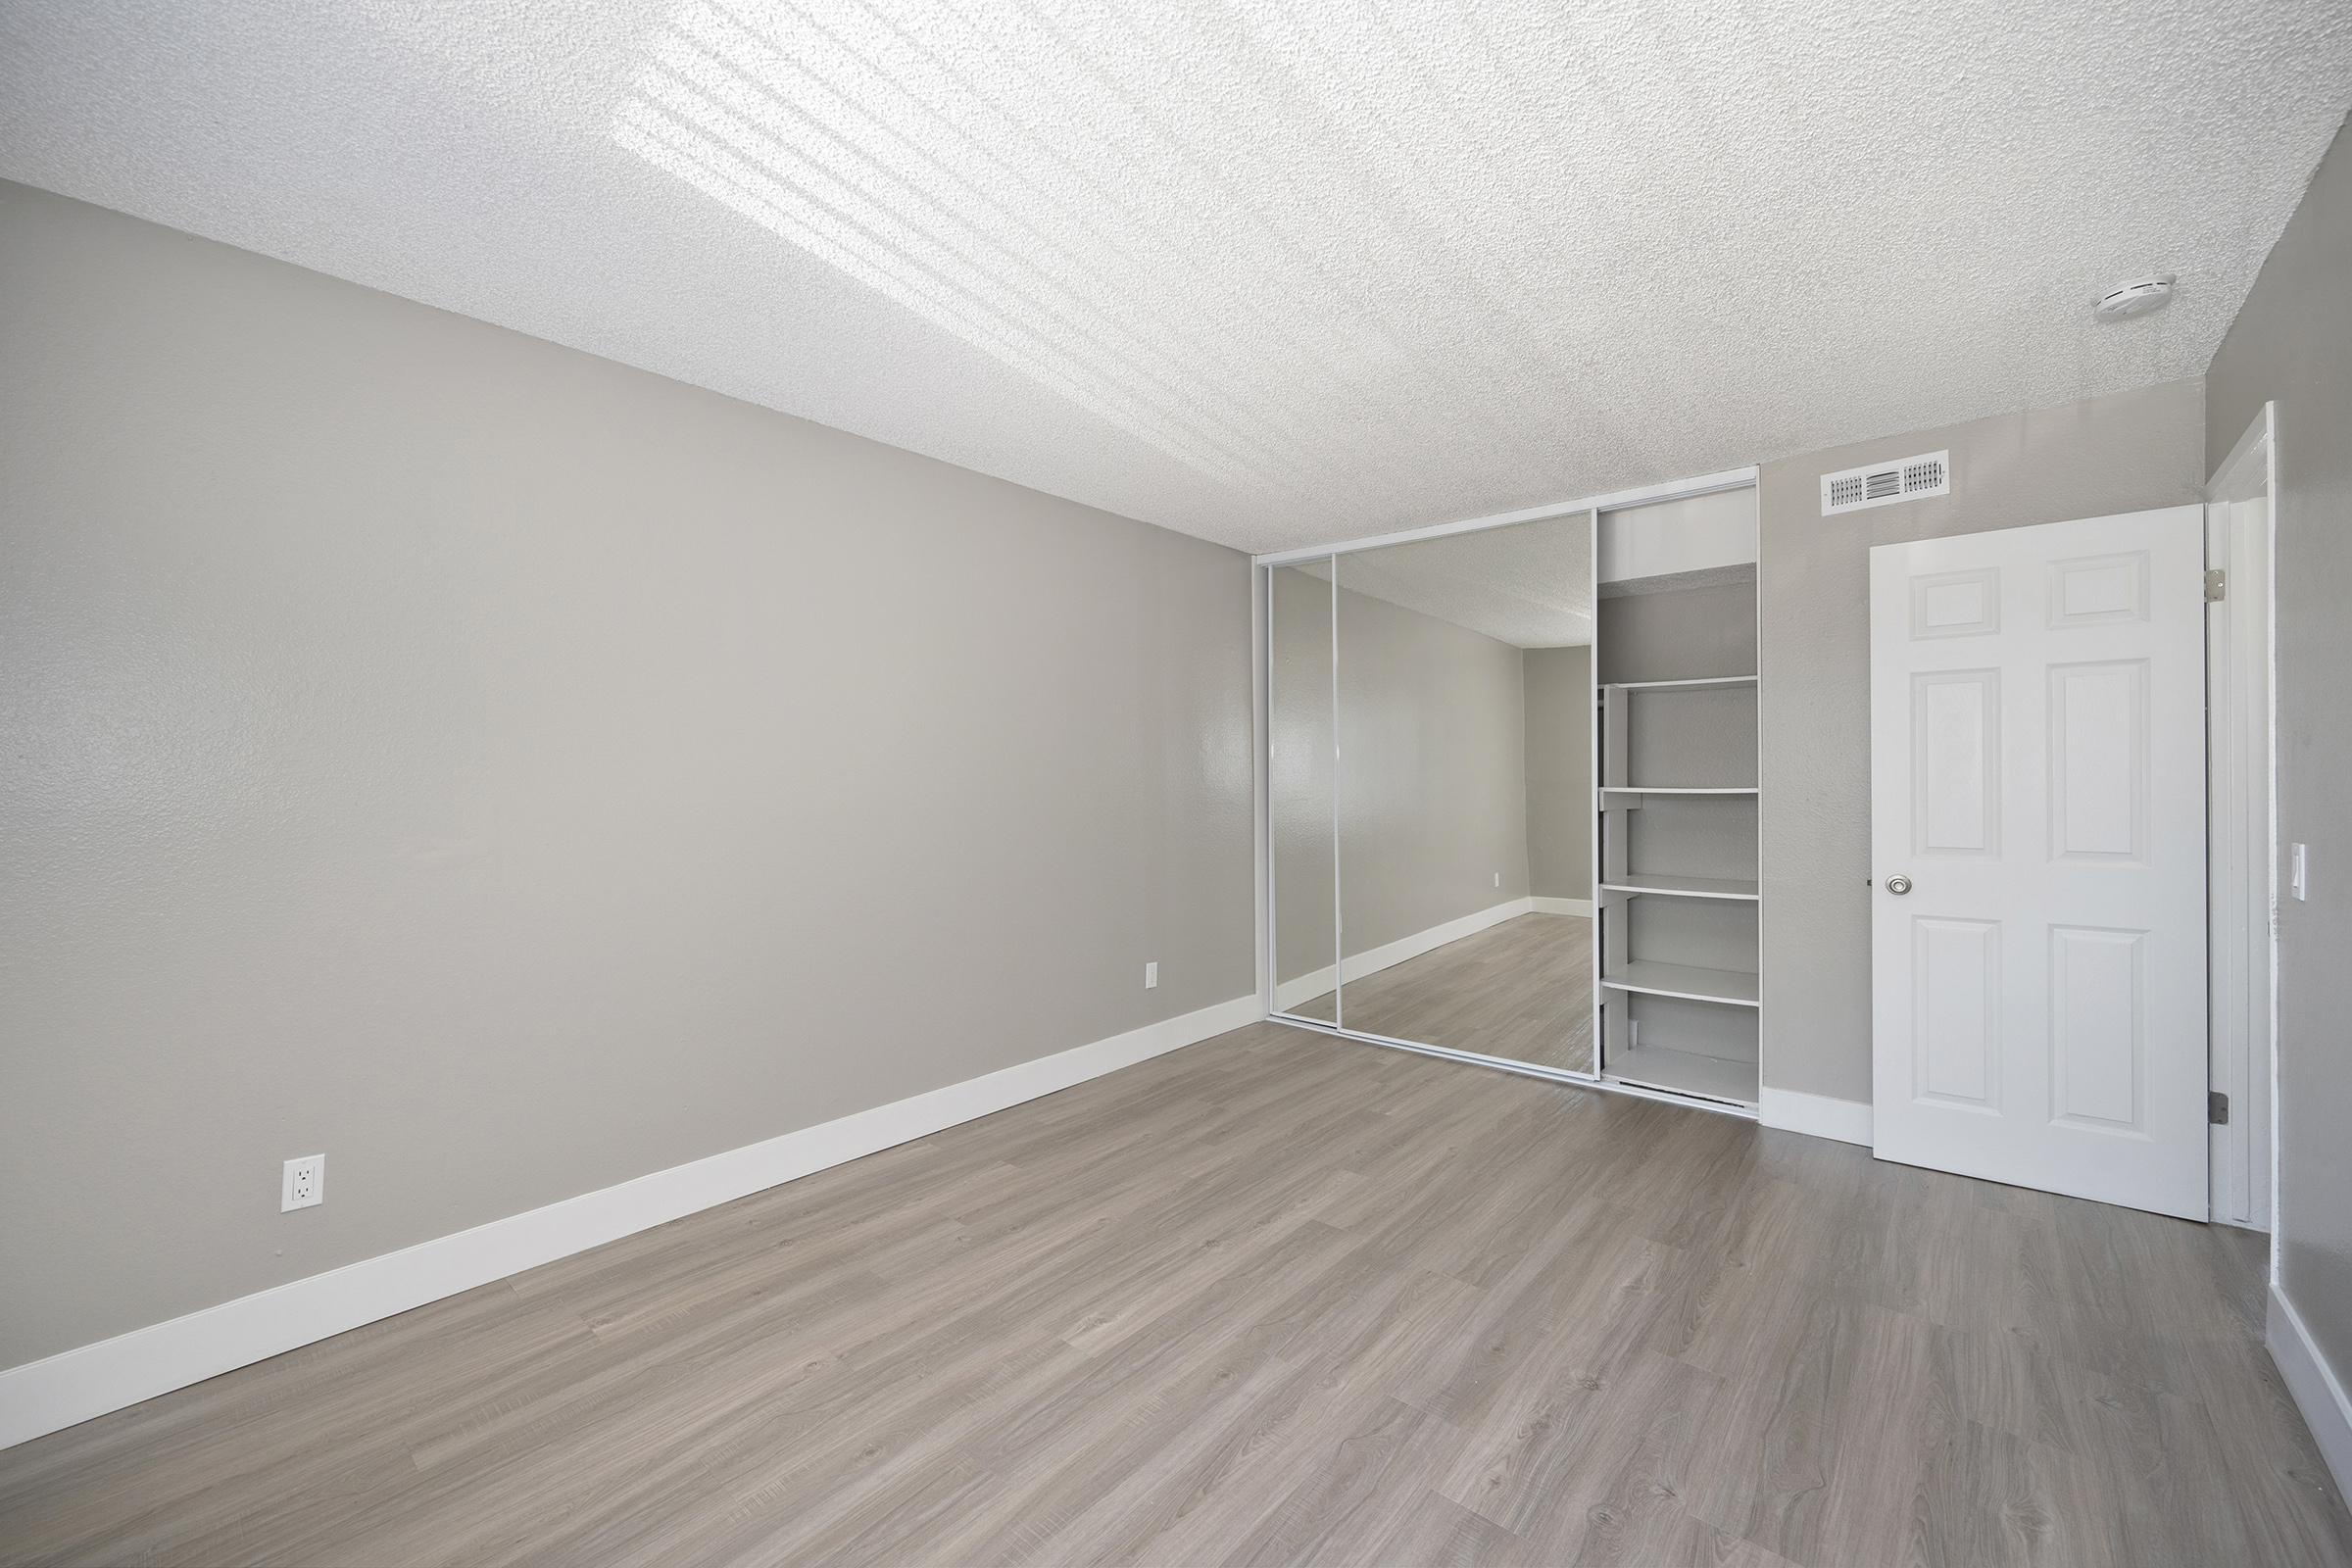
xmin=1290 ymin=912 xmax=1593 ymax=1073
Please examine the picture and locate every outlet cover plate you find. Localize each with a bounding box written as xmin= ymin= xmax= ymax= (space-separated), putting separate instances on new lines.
xmin=282 ymin=1154 xmax=324 ymax=1212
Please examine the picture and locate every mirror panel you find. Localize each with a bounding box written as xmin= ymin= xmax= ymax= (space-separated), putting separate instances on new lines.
xmin=1329 ymin=513 xmax=1594 ymax=1070
xmin=1268 ymin=562 xmax=1340 ymax=1023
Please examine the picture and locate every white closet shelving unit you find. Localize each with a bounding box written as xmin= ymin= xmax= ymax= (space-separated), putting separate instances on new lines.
xmin=1591 ymin=496 xmax=1762 ymax=1109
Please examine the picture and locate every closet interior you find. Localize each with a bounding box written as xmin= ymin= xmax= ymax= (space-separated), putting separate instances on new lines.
xmin=1592 ymin=489 xmax=1763 ymax=1106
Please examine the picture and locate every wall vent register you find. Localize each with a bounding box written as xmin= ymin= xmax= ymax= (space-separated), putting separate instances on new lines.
xmin=1821 ymin=450 xmax=1951 ymax=515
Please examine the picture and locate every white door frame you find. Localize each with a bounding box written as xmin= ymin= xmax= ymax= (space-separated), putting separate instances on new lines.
xmin=2206 ymin=404 xmax=2279 ymax=1234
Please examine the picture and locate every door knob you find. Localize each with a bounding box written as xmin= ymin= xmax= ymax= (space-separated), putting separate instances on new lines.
xmin=1885 ymin=874 xmax=1913 ymax=896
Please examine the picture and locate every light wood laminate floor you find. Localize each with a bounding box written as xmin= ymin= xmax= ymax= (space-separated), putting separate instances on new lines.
xmin=1290 ymin=912 xmax=1594 ymax=1073
xmin=3 ymin=1023 xmax=2346 ymax=1567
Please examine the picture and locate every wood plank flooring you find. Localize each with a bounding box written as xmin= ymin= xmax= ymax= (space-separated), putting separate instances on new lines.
xmin=3 ymin=1022 xmax=2347 ymax=1567
xmin=1290 ymin=912 xmax=1594 ymax=1073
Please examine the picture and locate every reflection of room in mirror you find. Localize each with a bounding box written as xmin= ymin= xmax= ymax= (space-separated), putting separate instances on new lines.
xmin=1268 ymin=512 xmax=1594 ymax=1074
xmin=1268 ymin=563 xmax=1339 ymax=1021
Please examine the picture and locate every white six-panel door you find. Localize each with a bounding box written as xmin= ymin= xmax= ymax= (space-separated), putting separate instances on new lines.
xmin=1869 ymin=508 xmax=2207 ymax=1219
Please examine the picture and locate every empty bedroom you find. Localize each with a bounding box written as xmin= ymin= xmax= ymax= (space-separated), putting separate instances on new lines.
xmin=4 ymin=1 xmax=2352 ymax=1563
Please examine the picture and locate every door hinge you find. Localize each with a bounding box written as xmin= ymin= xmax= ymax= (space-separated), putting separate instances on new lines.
xmin=2209 ymin=1091 xmax=2230 ymax=1125
xmin=2205 ymin=568 xmax=2227 ymax=602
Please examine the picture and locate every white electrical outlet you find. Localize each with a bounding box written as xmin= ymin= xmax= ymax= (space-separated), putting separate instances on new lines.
xmin=2291 ymin=843 xmax=2309 ymax=902
xmin=1493 ymin=871 xmax=1500 ymax=888
xmin=281 ymin=1153 xmax=324 ymax=1212
xmin=1144 ymin=961 xmax=1158 ymax=990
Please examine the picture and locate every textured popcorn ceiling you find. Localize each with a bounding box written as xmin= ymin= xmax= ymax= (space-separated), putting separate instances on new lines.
xmin=1298 ymin=511 xmax=1592 ymax=648
xmin=4 ymin=1 xmax=2348 ymax=554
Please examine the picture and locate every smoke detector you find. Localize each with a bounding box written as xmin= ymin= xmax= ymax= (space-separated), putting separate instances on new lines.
xmin=2093 ymin=274 xmax=2176 ymax=322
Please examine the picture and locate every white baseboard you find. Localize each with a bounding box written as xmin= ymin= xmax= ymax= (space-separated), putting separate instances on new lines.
xmin=1273 ymin=965 xmax=1340 ymax=1013
xmin=0 ymin=992 xmax=1262 ymax=1452
xmin=1346 ymin=898 xmax=1533 ymax=983
xmin=1273 ymin=898 xmax=1533 ymax=1012
xmin=1530 ymin=897 xmax=1593 ymax=917
xmin=2271 ymin=1282 xmax=2352 ymax=1500
xmin=1758 ymin=1087 xmax=1874 ymax=1148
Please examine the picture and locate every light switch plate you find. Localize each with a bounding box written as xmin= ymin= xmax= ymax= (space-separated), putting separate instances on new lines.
xmin=2290 ymin=843 xmax=2309 ymax=902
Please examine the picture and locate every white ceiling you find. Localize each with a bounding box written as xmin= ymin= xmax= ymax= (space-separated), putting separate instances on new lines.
xmin=4 ymin=1 xmax=2347 ymax=555
xmin=1296 ymin=511 xmax=1591 ymax=648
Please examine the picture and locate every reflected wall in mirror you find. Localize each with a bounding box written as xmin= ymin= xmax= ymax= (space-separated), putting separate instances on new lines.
xmin=1268 ymin=563 xmax=1340 ymax=1022
xmin=1308 ymin=512 xmax=1594 ymax=1068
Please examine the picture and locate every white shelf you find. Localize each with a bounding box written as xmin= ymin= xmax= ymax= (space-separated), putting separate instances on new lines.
xmin=1603 ymin=674 xmax=1758 ymax=691
xmin=1606 ymin=1045 xmax=1758 ymax=1105
xmin=1599 ymin=960 xmax=1761 ymax=1007
xmin=1597 ymin=561 xmax=1758 ymax=600
xmin=1600 ymin=873 xmax=1760 ymax=902
xmin=1600 ymin=785 xmax=1758 ymax=798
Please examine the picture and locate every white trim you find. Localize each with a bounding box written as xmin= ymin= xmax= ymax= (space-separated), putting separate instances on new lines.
xmin=0 ymin=992 xmax=1263 ymax=1452
xmin=1252 ymin=466 xmax=1757 ymax=567
xmin=1759 ymin=1087 xmax=1874 ymax=1147
xmin=2204 ymin=402 xmax=2278 ymax=1236
xmin=1330 ymin=565 xmax=1345 ymax=1031
xmin=1264 ymin=1013 xmax=1757 ymax=1121
xmin=1530 ymin=896 xmax=1593 ymax=917
xmin=1599 ymin=786 xmax=1758 ymax=797
xmin=1605 ymin=675 xmax=1758 ymax=691
xmin=1753 ymin=508 xmax=1770 ymax=1124
xmin=2264 ymin=408 xmax=2281 ymax=1278
xmin=2270 ymin=1283 xmax=2352 ymax=1500
xmin=1273 ymin=898 xmax=1532 ymax=1012
xmin=2212 ymin=398 xmax=2276 ymax=494
xmin=1251 ymin=563 xmax=1274 ymax=1018
xmin=1587 ymin=504 xmax=1603 ymax=1079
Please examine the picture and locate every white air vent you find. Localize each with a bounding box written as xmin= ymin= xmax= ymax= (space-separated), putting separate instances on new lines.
xmin=1821 ymin=450 xmax=1950 ymax=515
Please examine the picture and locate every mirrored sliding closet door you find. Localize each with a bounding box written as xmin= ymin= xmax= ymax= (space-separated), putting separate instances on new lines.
xmin=1267 ymin=513 xmax=1595 ymax=1076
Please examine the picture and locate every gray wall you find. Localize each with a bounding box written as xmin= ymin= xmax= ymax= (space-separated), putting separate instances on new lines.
xmin=1267 ymin=578 xmax=1531 ymax=981
xmin=2206 ymin=117 xmax=2352 ymax=1397
xmin=1269 ymin=565 xmax=1337 ymax=987
xmin=1756 ymin=378 xmax=2206 ymax=1104
xmin=1336 ymin=585 xmax=1530 ymax=954
xmin=1595 ymin=580 xmax=1757 ymax=684
xmin=0 ymin=181 xmax=1255 ymax=1368
xmin=1522 ymin=645 xmax=1592 ymax=902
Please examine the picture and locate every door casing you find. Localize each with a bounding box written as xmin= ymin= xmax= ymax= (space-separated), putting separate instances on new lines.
xmin=2206 ymin=405 xmax=2278 ymax=1234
